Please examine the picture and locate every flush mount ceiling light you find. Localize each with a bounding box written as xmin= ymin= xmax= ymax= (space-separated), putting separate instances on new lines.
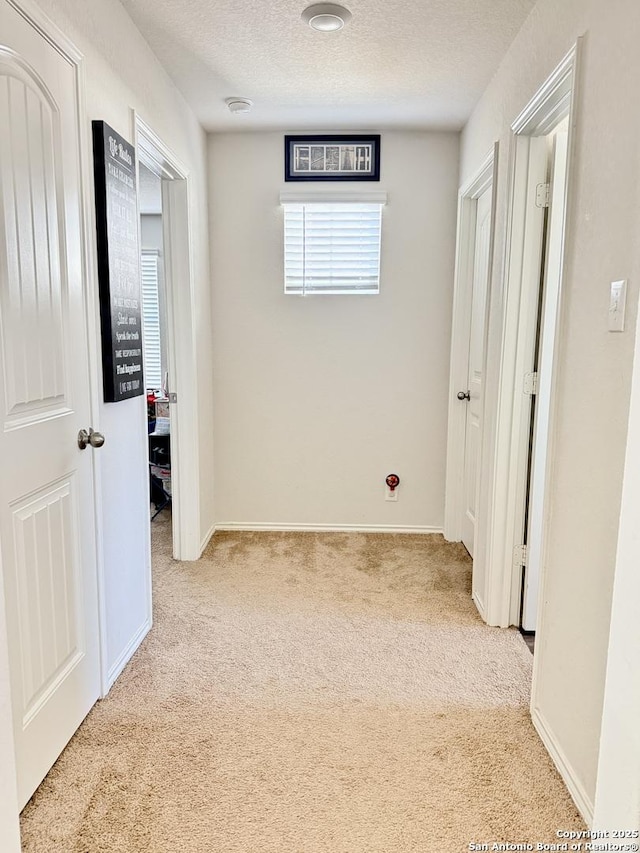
xmin=226 ymin=97 xmax=253 ymax=115
xmin=301 ymin=3 xmax=352 ymax=32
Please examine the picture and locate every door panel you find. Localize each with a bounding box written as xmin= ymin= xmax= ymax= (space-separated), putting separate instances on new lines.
xmin=0 ymin=1 xmax=100 ymax=809
xmin=461 ymin=187 xmax=492 ymax=556
xmin=0 ymin=65 xmax=67 ymax=424
xmin=522 ymin=130 xmax=569 ymax=632
xmin=9 ymin=480 xmax=82 ymax=721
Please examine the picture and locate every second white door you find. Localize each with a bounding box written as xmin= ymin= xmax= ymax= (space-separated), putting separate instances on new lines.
xmin=460 ymin=187 xmax=492 ymax=557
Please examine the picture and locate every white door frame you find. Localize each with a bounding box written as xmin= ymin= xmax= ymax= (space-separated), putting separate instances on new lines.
xmin=479 ymin=43 xmax=580 ymax=629
xmin=521 ymin=125 xmax=569 ymax=632
xmin=444 ymin=146 xmax=497 ymax=563
xmin=134 ymin=113 xmax=201 ymax=563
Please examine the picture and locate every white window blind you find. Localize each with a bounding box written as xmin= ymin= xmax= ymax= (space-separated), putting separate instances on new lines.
xmin=141 ymin=249 xmax=163 ymax=390
xmin=283 ymin=201 xmax=384 ymax=295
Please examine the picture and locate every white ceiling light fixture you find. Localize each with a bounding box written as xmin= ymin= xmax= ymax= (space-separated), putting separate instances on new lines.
xmin=226 ymin=97 xmax=253 ymax=115
xmin=301 ymin=3 xmax=352 ymax=32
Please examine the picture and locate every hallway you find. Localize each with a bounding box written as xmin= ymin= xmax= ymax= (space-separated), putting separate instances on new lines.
xmin=20 ymin=519 xmax=582 ymax=852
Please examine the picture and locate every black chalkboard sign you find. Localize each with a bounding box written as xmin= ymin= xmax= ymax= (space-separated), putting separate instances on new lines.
xmin=92 ymin=121 xmax=144 ymax=402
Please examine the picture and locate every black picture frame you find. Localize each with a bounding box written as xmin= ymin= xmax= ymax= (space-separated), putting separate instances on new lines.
xmin=92 ymin=120 xmax=144 ymax=403
xmin=284 ymin=134 xmax=381 ymax=182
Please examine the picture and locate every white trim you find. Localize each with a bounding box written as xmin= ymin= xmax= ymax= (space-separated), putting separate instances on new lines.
xmin=279 ymin=190 xmax=388 ymax=205
xmin=531 ymin=706 xmax=594 ymax=825
xmin=200 ymin=523 xmax=216 ymax=554
xmin=106 ymin=619 xmax=151 ymax=689
xmin=472 ymin=591 xmax=487 ymax=622
xmin=215 ymin=523 xmax=443 ymax=535
xmin=161 ymin=179 xmax=199 ymax=560
xmin=444 ymin=147 xmax=497 ymax=543
xmin=511 ymin=47 xmax=576 ymax=135
xmin=134 ymin=113 xmax=201 ymax=563
xmin=481 ymin=41 xmax=580 ymax=628
xmin=6 ymin=0 xmax=82 ymax=63
xmin=459 ymin=150 xmax=495 ymax=199
xmin=136 ymin=116 xmax=189 ymax=180
xmin=76 ymin=61 xmax=110 ymax=701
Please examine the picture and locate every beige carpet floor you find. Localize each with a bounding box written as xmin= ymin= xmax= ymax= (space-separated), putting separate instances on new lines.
xmin=20 ymin=515 xmax=584 ymax=852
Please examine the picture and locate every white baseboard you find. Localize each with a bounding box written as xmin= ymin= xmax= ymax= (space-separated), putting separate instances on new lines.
xmin=105 ymin=619 xmax=151 ymax=693
xmin=531 ymin=706 xmax=594 ymax=826
xmin=214 ymin=522 xmax=443 ymax=535
xmin=199 ymin=523 xmax=216 ymax=555
xmin=472 ymin=590 xmax=487 ymax=622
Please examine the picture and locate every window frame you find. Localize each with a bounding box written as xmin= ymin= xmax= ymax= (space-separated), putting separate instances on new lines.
xmin=280 ymin=191 xmax=387 ymax=297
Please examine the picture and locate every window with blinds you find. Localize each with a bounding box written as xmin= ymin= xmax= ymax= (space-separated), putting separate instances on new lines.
xmin=140 ymin=249 xmax=163 ymax=390
xmin=283 ymin=201 xmax=384 ymax=295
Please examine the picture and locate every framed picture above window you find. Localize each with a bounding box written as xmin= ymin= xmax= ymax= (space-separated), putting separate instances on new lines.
xmin=284 ymin=135 xmax=381 ymax=182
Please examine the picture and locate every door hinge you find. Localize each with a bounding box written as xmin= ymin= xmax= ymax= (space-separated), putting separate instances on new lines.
xmin=523 ymin=372 xmax=539 ymax=396
xmin=535 ymin=182 xmax=550 ymax=208
xmin=168 ymin=392 xmax=178 ymax=404
xmin=513 ymin=544 xmax=528 ymax=568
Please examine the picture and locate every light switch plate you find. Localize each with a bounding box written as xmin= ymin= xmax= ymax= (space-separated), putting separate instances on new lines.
xmin=609 ymin=279 xmax=627 ymax=332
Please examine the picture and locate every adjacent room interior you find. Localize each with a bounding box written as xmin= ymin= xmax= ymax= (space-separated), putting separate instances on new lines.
xmin=139 ymin=164 xmax=173 ymax=532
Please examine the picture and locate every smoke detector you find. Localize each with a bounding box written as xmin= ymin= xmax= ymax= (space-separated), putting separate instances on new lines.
xmin=301 ymin=3 xmax=352 ymax=32
xmin=226 ymin=98 xmax=253 ymax=115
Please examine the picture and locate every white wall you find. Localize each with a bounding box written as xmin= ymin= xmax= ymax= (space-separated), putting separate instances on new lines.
xmin=593 ymin=298 xmax=640 ymax=830
xmin=29 ymin=0 xmax=215 ymax=678
xmin=460 ymin=0 xmax=640 ymax=811
xmin=141 ymin=214 xmax=163 ymax=249
xmin=209 ymin=131 xmax=459 ymax=530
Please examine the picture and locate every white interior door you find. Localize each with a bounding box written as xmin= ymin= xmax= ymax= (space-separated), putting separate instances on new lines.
xmin=522 ymin=130 xmax=569 ymax=632
xmin=0 ymin=1 xmax=101 ymax=808
xmin=460 ymin=186 xmax=492 ymax=557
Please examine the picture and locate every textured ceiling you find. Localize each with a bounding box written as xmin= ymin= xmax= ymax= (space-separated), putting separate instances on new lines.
xmin=119 ymin=0 xmax=536 ymax=131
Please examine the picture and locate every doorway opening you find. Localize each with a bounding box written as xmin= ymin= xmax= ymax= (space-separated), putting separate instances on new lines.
xmin=519 ymin=118 xmax=570 ymax=643
xmin=139 ymin=164 xmax=173 ymax=542
xmin=501 ymin=66 xmax=576 ymax=641
xmin=460 ymin=44 xmax=579 ymax=635
xmin=134 ymin=114 xmax=201 ymax=565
